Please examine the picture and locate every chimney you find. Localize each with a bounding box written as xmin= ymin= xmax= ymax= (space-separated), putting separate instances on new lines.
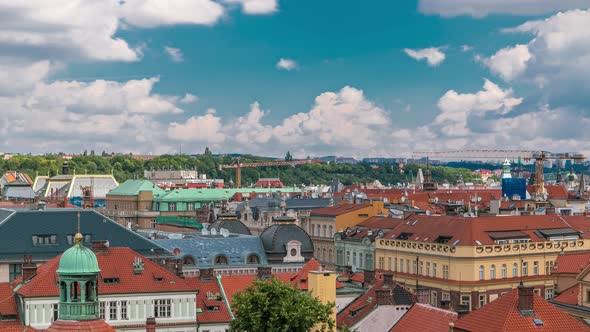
xmin=62 ymin=162 xmax=69 ymax=175
xmin=91 ymin=240 xmax=109 ymax=254
xmin=376 ymin=289 xmax=393 ymax=305
xmin=518 ymin=284 xmax=534 ymax=312
xmin=146 ymin=317 xmax=156 ymax=332
xmin=199 ymin=268 xmax=215 ymax=282
xmin=257 ymin=266 xmax=273 ymax=280
xmin=363 ymin=269 xmax=375 ymax=286
xmin=383 ymin=273 xmax=394 ymax=286
xmin=22 ymin=255 xmax=37 ymax=281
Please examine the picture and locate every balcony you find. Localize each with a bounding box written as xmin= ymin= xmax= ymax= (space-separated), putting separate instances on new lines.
xmin=59 ymin=302 xmax=99 ymax=320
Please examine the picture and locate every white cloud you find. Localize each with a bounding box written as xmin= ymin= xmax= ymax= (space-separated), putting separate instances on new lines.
xmin=0 ymin=60 xmax=51 ymax=95
xmin=404 ymin=47 xmax=446 ymax=66
xmin=164 ymin=46 xmax=184 ymax=62
xmin=484 ymin=44 xmax=532 ymax=81
xmin=276 ymin=58 xmax=298 ymax=71
xmin=461 ymin=45 xmax=473 ymax=52
xmin=434 ymin=79 xmax=523 ymax=137
xmin=168 ymin=109 xmax=226 ymax=144
xmin=180 ymin=93 xmax=198 ymax=104
xmin=418 ymin=0 xmax=589 ymax=18
xmin=223 ymin=0 xmax=278 ymax=14
xmin=120 ymin=0 xmax=225 ymax=27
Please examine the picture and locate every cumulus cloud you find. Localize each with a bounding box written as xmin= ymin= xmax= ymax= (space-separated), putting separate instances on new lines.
xmin=404 ymin=47 xmax=446 ymax=66
xmin=434 ymin=79 xmax=523 ymax=137
xmin=461 ymin=45 xmax=474 ymax=52
xmin=276 ymin=58 xmax=298 ymax=71
xmin=164 ymin=46 xmax=184 ymax=62
xmin=168 ymin=109 xmax=226 ymax=144
xmin=120 ymin=0 xmax=225 ymax=27
xmin=223 ymin=0 xmax=278 ymax=14
xmin=418 ymin=0 xmax=589 ymax=18
xmin=483 ymin=44 xmax=532 ymax=81
xmin=180 ymin=93 xmax=198 ymax=104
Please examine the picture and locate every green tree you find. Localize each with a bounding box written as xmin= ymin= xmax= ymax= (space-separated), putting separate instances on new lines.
xmin=285 ymin=151 xmax=293 ymax=161
xmin=230 ymin=277 xmax=335 ymax=332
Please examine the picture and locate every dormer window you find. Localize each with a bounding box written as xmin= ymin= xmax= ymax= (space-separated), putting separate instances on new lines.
xmin=247 ymin=254 xmax=260 ymax=264
xmin=283 ymin=240 xmax=303 ymax=263
xmin=102 ymin=278 xmax=120 ymax=284
xmin=397 ymin=232 xmax=413 ymax=240
xmin=435 ymin=236 xmax=452 ymax=244
xmin=215 ymin=255 xmax=228 ymax=265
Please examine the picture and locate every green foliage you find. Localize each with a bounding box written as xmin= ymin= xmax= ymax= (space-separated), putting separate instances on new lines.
xmin=229 ymin=277 xmax=335 ymax=332
xmin=0 ymin=154 xmax=488 ymax=186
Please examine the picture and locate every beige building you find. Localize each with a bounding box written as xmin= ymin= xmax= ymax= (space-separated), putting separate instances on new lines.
xmin=375 ymin=214 xmax=590 ymax=312
xmin=310 ymin=201 xmax=387 ymax=267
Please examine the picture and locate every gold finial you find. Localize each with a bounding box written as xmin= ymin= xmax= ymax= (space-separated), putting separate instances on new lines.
xmin=75 ymin=210 xmax=82 ymax=244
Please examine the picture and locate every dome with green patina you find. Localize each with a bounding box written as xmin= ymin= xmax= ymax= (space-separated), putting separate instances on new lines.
xmin=57 ymin=234 xmax=100 ymax=275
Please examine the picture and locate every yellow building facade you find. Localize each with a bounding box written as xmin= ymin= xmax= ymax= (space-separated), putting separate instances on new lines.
xmin=309 ymin=270 xmax=337 ymax=331
xmin=374 ymin=214 xmax=590 ymax=312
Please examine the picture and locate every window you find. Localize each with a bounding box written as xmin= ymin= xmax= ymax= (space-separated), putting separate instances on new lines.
xmin=419 ymin=261 xmax=424 ymax=275
xmin=545 ymin=261 xmax=552 ymax=275
xmin=357 ymin=213 xmax=369 ymax=218
xmin=316 ymin=225 xmax=321 ymax=237
xmin=490 ymin=265 xmax=496 ymax=280
xmin=426 ymin=262 xmax=431 ymax=277
xmin=388 ymin=257 xmax=392 ymax=270
xmin=501 ymin=264 xmax=507 ymax=278
xmin=431 ymin=291 xmax=438 ymax=307
xmin=109 ymin=301 xmax=117 ymax=320
xmin=151 ymin=219 xmax=157 ymax=229
xmin=406 ymin=260 xmax=410 ymax=275
xmin=322 ymin=225 xmax=326 ymax=238
xmin=512 ymin=263 xmax=518 ymax=278
xmin=329 ymin=225 xmax=333 ymax=237
xmin=378 ymin=257 xmax=384 ymax=270
xmin=346 ymin=251 xmax=350 ymax=265
xmin=534 ymin=289 xmax=541 ymax=296
xmin=51 ymin=303 xmax=59 ymax=321
xmin=168 ymin=203 xmax=177 ymax=211
xmin=99 ymin=302 xmax=106 ymax=320
xmin=461 ymin=295 xmax=471 ymax=311
xmin=522 ymin=262 xmax=528 ymax=277
xmin=442 ymin=293 xmax=450 ymax=301
xmin=479 ymin=265 xmax=484 ymax=280
xmin=433 ymin=263 xmax=437 ymax=278
xmin=400 ymin=258 xmax=404 ymax=273
xmin=103 ymin=278 xmax=120 ymax=284
xmin=9 ymin=264 xmax=22 ymax=281
xmin=187 ymin=202 xmax=195 ymax=211
xmin=545 ymin=289 xmax=553 ymax=300
xmin=587 ymin=290 xmax=590 ymax=302
xmin=533 ymin=261 xmax=539 ymax=276
xmin=394 ymin=258 xmax=398 ymax=272
xmin=413 ymin=260 xmax=417 ymax=274
xmin=154 ymin=299 xmax=171 ymax=318
xmin=247 ymin=254 xmax=260 ymax=264
xmin=32 ymin=234 xmax=57 ymax=245
xmin=443 ymin=265 xmax=449 ymax=280
xmin=359 ymin=253 xmax=363 ymax=268
xmin=479 ymin=295 xmax=486 ymax=308
xmin=353 ymin=252 xmax=357 ymax=267
xmin=215 ymin=255 xmax=228 ymax=265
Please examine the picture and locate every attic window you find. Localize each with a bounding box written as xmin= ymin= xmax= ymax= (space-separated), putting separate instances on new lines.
xmin=215 ymin=255 xmax=228 ymax=265
xmin=533 ymin=319 xmax=543 ymax=326
xmin=154 ymin=277 xmax=163 ymax=282
xmin=452 ymin=239 xmax=461 ymax=246
xmin=435 ymin=236 xmax=452 ymax=244
xmin=397 ymin=232 xmax=413 ymax=240
xmin=207 ymin=305 xmax=220 ymax=312
xmin=103 ymin=278 xmax=120 ymax=284
xmin=32 ymin=234 xmax=57 ymax=245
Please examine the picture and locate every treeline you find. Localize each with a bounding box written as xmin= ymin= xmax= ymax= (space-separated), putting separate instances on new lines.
xmin=0 ymin=153 xmax=482 ymax=186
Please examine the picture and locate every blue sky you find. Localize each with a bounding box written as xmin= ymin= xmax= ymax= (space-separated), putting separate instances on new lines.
xmin=1 ymin=1 xmax=589 ymax=158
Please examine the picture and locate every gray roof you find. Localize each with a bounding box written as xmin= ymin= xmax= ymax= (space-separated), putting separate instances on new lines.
xmin=260 ymin=222 xmax=314 ymax=254
xmin=3 ymin=186 xmax=36 ymax=199
xmin=0 ymin=209 xmax=169 ymax=262
xmin=208 ymin=218 xmax=251 ymax=235
xmin=156 ymin=234 xmax=267 ymax=267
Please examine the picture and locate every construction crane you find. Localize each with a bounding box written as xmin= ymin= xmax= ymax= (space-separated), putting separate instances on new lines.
xmin=412 ymin=150 xmax=585 ymax=200
xmin=218 ymin=158 xmax=322 ymax=188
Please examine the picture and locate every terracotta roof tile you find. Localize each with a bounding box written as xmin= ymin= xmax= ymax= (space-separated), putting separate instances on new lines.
xmin=357 ymin=216 xmax=405 ymax=230
xmin=552 ymin=284 xmax=579 ymax=306
xmin=311 ymin=204 xmax=370 ymax=216
xmin=185 ymin=278 xmax=232 ymax=324
xmin=0 ymin=282 xmax=17 ymax=316
xmin=454 ymin=288 xmax=590 ymax=331
xmin=16 ymin=247 xmax=196 ymax=298
xmin=553 ymin=252 xmax=590 ymax=274
xmin=45 ymin=319 xmax=115 ymax=331
xmin=0 ymin=321 xmax=38 ymax=331
xmin=389 ymin=303 xmax=457 ymax=332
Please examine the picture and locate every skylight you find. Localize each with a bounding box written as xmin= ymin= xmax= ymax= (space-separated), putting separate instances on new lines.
xmin=452 ymin=239 xmax=461 ymax=246
xmin=533 ymin=318 xmax=543 ymax=326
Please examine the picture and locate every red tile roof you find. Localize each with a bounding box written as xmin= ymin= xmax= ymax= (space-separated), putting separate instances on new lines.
xmin=310 ymin=204 xmax=370 ymax=216
xmin=383 ymin=215 xmax=590 ymax=246
xmin=45 ymin=319 xmax=115 ymax=332
xmin=453 ymin=288 xmax=590 ymax=331
xmin=389 ymin=303 xmax=457 ymax=332
xmin=553 ymin=252 xmax=590 ymax=274
xmin=527 ymin=185 xmax=568 ymax=200
xmin=553 ymin=284 xmax=579 ymax=306
xmin=357 ymin=216 xmax=405 ymax=230
xmin=0 ymin=321 xmax=38 ymax=331
xmin=0 ymin=282 xmax=17 ymax=316
xmin=16 ymin=247 xmax=197 ymax=298
xmin=185 ymin=278 xmax=233 ymax=324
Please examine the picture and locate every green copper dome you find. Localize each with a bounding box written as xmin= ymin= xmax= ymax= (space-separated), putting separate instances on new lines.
xmin=57 ymin=236 xmax=100 ymax=275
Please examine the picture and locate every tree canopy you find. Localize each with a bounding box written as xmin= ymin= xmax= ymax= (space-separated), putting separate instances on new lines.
xmin=229 ymin=277 xmax=335 ymax=332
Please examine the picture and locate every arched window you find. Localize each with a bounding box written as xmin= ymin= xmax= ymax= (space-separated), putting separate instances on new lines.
xmin=328 ymin=249 xmax=333 ymax=263
xmin=183 ymin=256 xmax=195 ymax=265
xmin=85 ymin=281 xmax=94 ymax=301
xmin=329 ymin=225 xmax=333 ymax=238
xmin=490 ymin=265 xmax=496 ymax=280
xmin=215 ymin=255 xmax=228 ymax=265
xmin=322 ymin=225 xmax=327 ymax=238
xmin=247 ymin=254 xmax=260 ymax=264
xmin=501 ymin=264 xmax=507 ymax=278
xmin=512 ymin=263 xmax=518 ymax=277
xmin=479 ymin=265 xmax=484 ymax=280
xmin=322 ymin=248 xmax=327 ymax=261
xmin=317 ymin=224 xmax=321 ymax=237
xmin=522 ymin=262 xmax=528 ymax=276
